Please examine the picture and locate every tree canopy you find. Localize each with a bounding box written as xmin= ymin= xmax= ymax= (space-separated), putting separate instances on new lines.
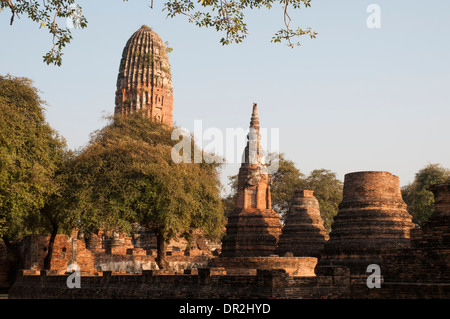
xmin=303 ymin=168 xmax=342 ymax=233
xmin=0 ymin=74 xmax=67 ymax=241
xmin=402 ymin=163 xmax=450 ymax=226
xmin=1 ymin=0 xmax=316 ymax=66
xmin=72 ymin=112 xmax=226 ymax=267
xmin=266 ymin=153 xmax=305 ymax=220
xmin=1 ymin=0 xmax=88 ymax=66
xmin=0 ymin=74 xmax=71 ymax=270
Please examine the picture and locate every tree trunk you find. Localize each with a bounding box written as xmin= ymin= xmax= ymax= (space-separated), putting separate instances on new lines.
xmin=2 ymin=236 xmax=24 ymax=287
xmin=155 ymin=229 xmax=168 ymax=269
xmin=2 ymin=236 xmax=24 ymax=270
xmin=185 ymin=232 xmax=193 ymax=254
xmin=43 ymin=223 xmax=59 ymax=270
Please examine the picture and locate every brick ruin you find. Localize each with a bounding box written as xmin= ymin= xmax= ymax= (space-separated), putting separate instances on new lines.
xmin=5 ymin=179 xmax=450 ymax=299
xmin=275 ymin=190 xmax=328 ymax=258
xmin=114 ymin=25 xmax=173 ymax=126
xmin=2 ymin=27 xmax=449 ymax=299
xmin=315 ymin=171 xmax=415 ymax=276
xmin=380 ymin=183 xmax=450 ymax=288
xmin=6 ymin=102 xmax=450 ymax=298
xmin=211 ymin=105 xmax=318 ymax=275
xmin=220 ymin=104 xmax=282 ymax=257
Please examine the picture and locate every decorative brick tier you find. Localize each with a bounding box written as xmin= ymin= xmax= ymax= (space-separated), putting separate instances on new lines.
xmin=315 ymin=171 xmax=415 ymax=275
xmin=209 ymin=256 xmax=318 ymax=276
xmin=221 ymin=207 xmax=282 ymax=257
xmin=276 ymin=190 xmax=329 ymax=257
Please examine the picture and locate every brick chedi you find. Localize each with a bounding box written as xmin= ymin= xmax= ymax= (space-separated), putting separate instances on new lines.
xmin=315 ymin=171 xmax=415 ymax=275
xmin=380 ymin=182 xmax=450 ymax=287
xmin=115 ymin=25 xmax=173 ymax=126
xmin=220 ymin=104 xmax=282 ymax=257
xmin=275 ymin=190 xmax=329 ymax=258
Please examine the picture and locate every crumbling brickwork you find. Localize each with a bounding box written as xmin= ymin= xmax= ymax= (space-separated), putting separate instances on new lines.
xmin=221 ymin=104 xmax=282 ymax=257
xmin=5 ymin=179 xmax=450 ymax=299
xmin=380 ymin=183 xmax=450 ymax=286
xmin=276 ymin=190 xmax=329 ymax=258
xmin=114 ymin=25 xmax=173 ymax=126
xmin=209 ymin=256 xmax=318 ymax=276
xmin=316 ymin=171 xmax=415 ymax=276
xmin=18 ymin=234 xmax=97 ymax=275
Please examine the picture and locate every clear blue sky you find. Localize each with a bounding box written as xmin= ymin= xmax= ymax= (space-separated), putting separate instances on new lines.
xmin=1 ymin=0 xmax=449 ymax=192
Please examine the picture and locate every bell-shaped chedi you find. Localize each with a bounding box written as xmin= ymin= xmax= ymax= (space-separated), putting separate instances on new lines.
xmin=315 ymin=171 xmax=415 ymax=275
xmin=115 ymin=25 xmax=173 ymax=126
xmin=276 ymin=190 xmax=329 ymax=258
xmin=220 ymin=104 xmax=282 ymax=257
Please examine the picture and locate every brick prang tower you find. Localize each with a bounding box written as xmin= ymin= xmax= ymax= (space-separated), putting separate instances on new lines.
xmin=115 ymin=25 xmax=173 ymax=126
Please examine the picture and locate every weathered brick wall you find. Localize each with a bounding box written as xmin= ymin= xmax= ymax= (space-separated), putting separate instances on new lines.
xmin=8 ymin=268 xmax=449 ymax=299
xmin=6 ymin=269 xmax=334 ymax=299
xmin=209 ymin=256 xmax=317 ymax=276
xmin=377 ymin=183 xmax=449 ymax=286
xmin=18 ymin=234 xmax=97 ymax=274
xmin=94 ymin=253 xmax=209 ymax=274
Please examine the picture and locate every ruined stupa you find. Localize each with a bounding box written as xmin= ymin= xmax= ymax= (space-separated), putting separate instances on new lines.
xmin=275 ymin=190 xmax=329 ymax=258
xmin=114 ymin=25 xmax=173 ymax=126
xmin=220 ymin=104 xmax=283 ymax=257
xmin=380 ymin=182 xmax=450 ymax=285
xmin=315 ymin=171 xmax=415 ymax=275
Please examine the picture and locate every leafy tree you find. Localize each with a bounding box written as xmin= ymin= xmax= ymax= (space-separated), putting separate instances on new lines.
xmin=30 ymin=151 xmax=85 ymax=270
xmin=73 ymin=112 xmax=225 ymax=268
xmin=267 ymin=153 xmax=305 ymax=221
xmin=402 ymin=163 xmax=450 ymax=226
xmin=2 ymin=0 xmax=315 ymax=66
xmin=161 ymin=0 xmax=316 ymax=46
xmin=1 ymin=0 xmax=88 ymax=66
xmin=303 ymin=169 xmax=343 ymax=233
xmin=0 ymin=74 xmax=67 ymax=269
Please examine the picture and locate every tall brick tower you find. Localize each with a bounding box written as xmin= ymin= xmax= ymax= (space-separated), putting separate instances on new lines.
xmin=220 ymin=104 xmax=283 ymax=257
xmin=115 ymin=25 xmax=173 ymax=126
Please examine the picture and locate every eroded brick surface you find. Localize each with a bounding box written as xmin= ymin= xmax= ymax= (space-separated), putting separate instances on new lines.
xmin=114 ymin=25 xmax=173 ymax=126
xmin=315 ymin=171 xmax=415 ymax=275
xmin=276 ymin=190 xmax=328 ymax=258
xmin=221 ymin=104 xmax=282 ymax=257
